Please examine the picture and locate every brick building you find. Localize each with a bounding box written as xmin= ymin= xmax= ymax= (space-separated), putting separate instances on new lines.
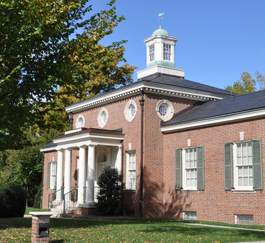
xmin=41 ymin=27 xmax=265 ymax=225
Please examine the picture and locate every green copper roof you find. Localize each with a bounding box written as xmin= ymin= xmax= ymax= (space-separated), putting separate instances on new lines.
xmin=152 ymin=28 xmax=169 ymax=36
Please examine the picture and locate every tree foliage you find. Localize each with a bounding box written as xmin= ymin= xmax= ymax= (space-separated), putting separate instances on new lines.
xmin=96 ymin=166 xmax=123 ymax=215
xmin=0 ymin=129 xmax=59 ymax=206
xmin=225 ymin=71 xmax=265 ymax=94
xmin=0 ymin=0 xmax=136 ymax=149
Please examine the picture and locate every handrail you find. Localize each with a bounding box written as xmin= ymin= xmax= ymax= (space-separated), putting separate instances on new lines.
xmin=63 ymin=187 xmax=78 ymax=215
xmin=48 ymin=186 xmax=64 ymax=210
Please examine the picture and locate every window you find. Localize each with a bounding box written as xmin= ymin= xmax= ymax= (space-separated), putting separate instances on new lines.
xmin=175 ymin=146 xmax=204 ymax=191
xmin=224 ymin=140 xmax=262 ymax=191
xmin=235 ymin=214 xmax=254 ymax=225
xmin=75 ymin=114 xmax=85 ymax=129
xmin=97 ymin=108 xmax=108 ymax=128
xmin=124 ymin=100 xmax=137 ymax=122
xmin=149 ymin=44 xmax=155 ymax=62
xmin=183 ymin=211 xmax=197 ymax=220
xmin=156 ymin=100 xmax=174 ymax=121
xmin=126 ymin=151 xmax=136 ymax=190
xmin=163 ymin=44 xmax=171 ymax=61
xmin=47 ymin=162 xmax=57 ymax=189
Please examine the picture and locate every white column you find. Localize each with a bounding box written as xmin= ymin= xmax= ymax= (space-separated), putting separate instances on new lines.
xmin=86 ymin=145 xmax=95 ymax=207
xmin=77 ymin=145 xmax=86 ymax=205
xmin=64 ymin=149 xmax=71 ymax=202
xmin=56 ymin=149 xmax=64 ymax=202
xmin=115 ymin=144 xmax=123 ymax=173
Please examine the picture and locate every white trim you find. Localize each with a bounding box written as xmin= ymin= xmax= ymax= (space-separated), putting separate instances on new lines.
xmin=65 ymin=81 xmax=224 ymax=113
xmin=124 ymin=100 xmax=137 ymax=122
xmin=182 ymin=148 xmax=198 ymax=191
xmin=97 ymin=107 xmax=108 ymax=128
xmin=156 ymin=99 xmax=174 ymax=121
xmin=161 ymin=108 xmax=265 ymax=133
xmin=76 ymin=114 xmax=85 ymax=129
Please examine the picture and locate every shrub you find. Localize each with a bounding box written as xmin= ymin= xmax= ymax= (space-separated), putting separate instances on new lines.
xmin=96 ymin=166 xmax=123 ymax=215
xmin=0 ymin=182 xmax=26 ymax=217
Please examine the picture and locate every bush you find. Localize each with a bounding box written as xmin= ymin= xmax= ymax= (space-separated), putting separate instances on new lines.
xmin=0 ymin=182 xmax=26 ymax=217
xmin=96 ymin=166 xmax=123 ymax=215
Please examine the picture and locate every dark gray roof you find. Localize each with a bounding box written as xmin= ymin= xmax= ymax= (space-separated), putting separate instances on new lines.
xmin=40 ymin=142 xmax=57 ymax=150
xmin=66 ymin=73 xmax=236 ymax=110
xmin=141 ymin=73 xmax=236 ymax=96
xmin=162 ymin=89 xmax=265 ymax=127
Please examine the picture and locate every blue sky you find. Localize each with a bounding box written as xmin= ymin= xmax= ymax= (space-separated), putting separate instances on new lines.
xmin=90 ymin=0 xmax=265 ymax=90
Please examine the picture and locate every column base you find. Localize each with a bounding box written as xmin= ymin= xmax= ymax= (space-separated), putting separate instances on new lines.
xmin=83 ymin=201 xmax=96 ymax=208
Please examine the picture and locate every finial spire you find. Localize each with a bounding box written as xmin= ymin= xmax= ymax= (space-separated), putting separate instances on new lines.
xmin=158 ymin=13 xmax=165 ymax=29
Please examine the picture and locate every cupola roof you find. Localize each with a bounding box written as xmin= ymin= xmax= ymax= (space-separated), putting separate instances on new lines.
xmin=152 ymin=28 xmax=169 ymax=36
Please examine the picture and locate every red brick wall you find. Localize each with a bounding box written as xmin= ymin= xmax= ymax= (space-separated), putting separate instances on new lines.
xmin=163 ymin=119 xmax=265 ymax=224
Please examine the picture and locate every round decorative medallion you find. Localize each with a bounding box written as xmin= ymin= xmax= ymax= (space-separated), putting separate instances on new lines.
xmin=98 ymin=108 xmax=108 ymax=128
xmin=156 ymin=100 xmax=174 ymax=121
xmin=124 ymin=100 xmax=137 ymax=122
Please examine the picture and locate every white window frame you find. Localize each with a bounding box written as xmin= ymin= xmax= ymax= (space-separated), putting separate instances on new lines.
xmin=126 ymin=150 xmax=136 ymax=190
xmin=156 ymin=100 xmax=174 ymax=121
xmin=97 ymin=107 xmax=108 ymax=128
xmin=124 ymin=100 xmax=137 ymax=122
xmin=149 ymin=44 xmax=155 ymax=62
xmin=163 ymin=44 xmax=171 ymax=61
xmin=233 ymin=141 xmax=253 ymax=191
xmin=76 ymin=114 xmax=85 ymax=128
xmin=235 ymin=214 xmax=254 ymax=225
xmin=182 ymin=147 xmax=198 ymax=190
xmin=49 ymin=162 xmax=57 ymax=189
xmin=183 ymin=211 xmax=197 ymax=220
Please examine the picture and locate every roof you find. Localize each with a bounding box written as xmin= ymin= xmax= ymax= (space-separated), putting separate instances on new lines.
xmin=65 ymin=73 xmax=236 ymax=113
xmin=152 ymin=28 xmax=169 ymax=36
xmin=141 ymin=74 xmax=236 ymax=97
xmin=162 ymin=89 xmax=265 ymax=127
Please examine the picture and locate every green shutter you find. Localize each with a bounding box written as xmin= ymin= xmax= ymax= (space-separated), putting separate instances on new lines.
xmin=47 ymin=162 xmax=51 ymax=189
xmin=224 ymin=143 xmax=233 ymax=190
xmin=252 ymin=140 xmax=263 ymax=190
xmin=175 ymin=148 xmax=182 ymax=190
xmin=197 ymin=146 xmax=205 ymax=190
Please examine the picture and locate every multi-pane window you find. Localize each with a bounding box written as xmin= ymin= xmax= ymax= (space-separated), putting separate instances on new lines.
xmin=236 ymin=142 xmax=253 ymax=187
xmin=158 ymin=104 xmax=168 ymax=117
xmin=224 ymin=140 xmax=262 ymax=191
xmin=183 ymin=211 xmax=197 ymax=220
xmin=47 ymin=162 xmax=57 ymax=189
xmin=163 ymin=44 xmax=171 ymax=61
xmin=128 ymin=104 xmax=136 ymax=118
xmin=235 ymin=214 xmax=254 ymax=225
xmin=175 ymin=146 xmax=204 ymax=191
xmin=127 ymin=151 xmax=136 ymax=190
xmin=184 ymin=148 xmax=197 ymax=189
xmin=149 ymin=44 xmax=155 ymax=62
xmin=78 ymin=117 xmax=84 ymax=128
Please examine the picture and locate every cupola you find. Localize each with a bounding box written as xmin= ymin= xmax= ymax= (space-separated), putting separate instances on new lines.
xmin=137 ymin=13 xmax=185 ymax=79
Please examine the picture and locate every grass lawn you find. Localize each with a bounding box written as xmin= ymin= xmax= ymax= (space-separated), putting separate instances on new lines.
xmin=1 ymin=217 xmax=265 ymax=242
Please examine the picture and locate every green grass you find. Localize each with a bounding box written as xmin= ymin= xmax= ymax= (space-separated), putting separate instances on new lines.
xmin=1 ymin=217 xmax=265 ymax=242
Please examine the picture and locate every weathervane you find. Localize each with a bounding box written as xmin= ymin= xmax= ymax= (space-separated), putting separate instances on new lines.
xmin=158 ymin=13 xmax=165 ymax=29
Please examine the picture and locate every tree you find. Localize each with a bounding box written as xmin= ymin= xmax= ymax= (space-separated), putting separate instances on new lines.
xmin=0 ymin=128 xmax=59 ymax=206
xmin=225 ymin=71 xmax=265 ymax=94
xmin=0 ymin=0 xmax=136 ymax=150
xmin=96 ymin=166 xmax=123 ymax=215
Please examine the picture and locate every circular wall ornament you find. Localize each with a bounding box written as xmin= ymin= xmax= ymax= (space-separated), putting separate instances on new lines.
xmin=98 ymin=107 xmax=109 ymax=128
xmin=124 ymin=100 xmax=137 ymax=122
xmin=156 ymin=99 xmax=174 ymax=121
xmin=76 ymin=114 xmax=85 ymax=128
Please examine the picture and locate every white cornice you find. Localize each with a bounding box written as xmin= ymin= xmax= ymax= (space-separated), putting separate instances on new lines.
xmin=161 ymin=108 xmax=265 ymax=133
xmin=66 ymin=81 xmax=225 ymax=114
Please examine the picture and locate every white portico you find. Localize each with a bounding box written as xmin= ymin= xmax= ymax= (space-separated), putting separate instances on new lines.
xmin=47 ymin=128 xmax=124 ymax=209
